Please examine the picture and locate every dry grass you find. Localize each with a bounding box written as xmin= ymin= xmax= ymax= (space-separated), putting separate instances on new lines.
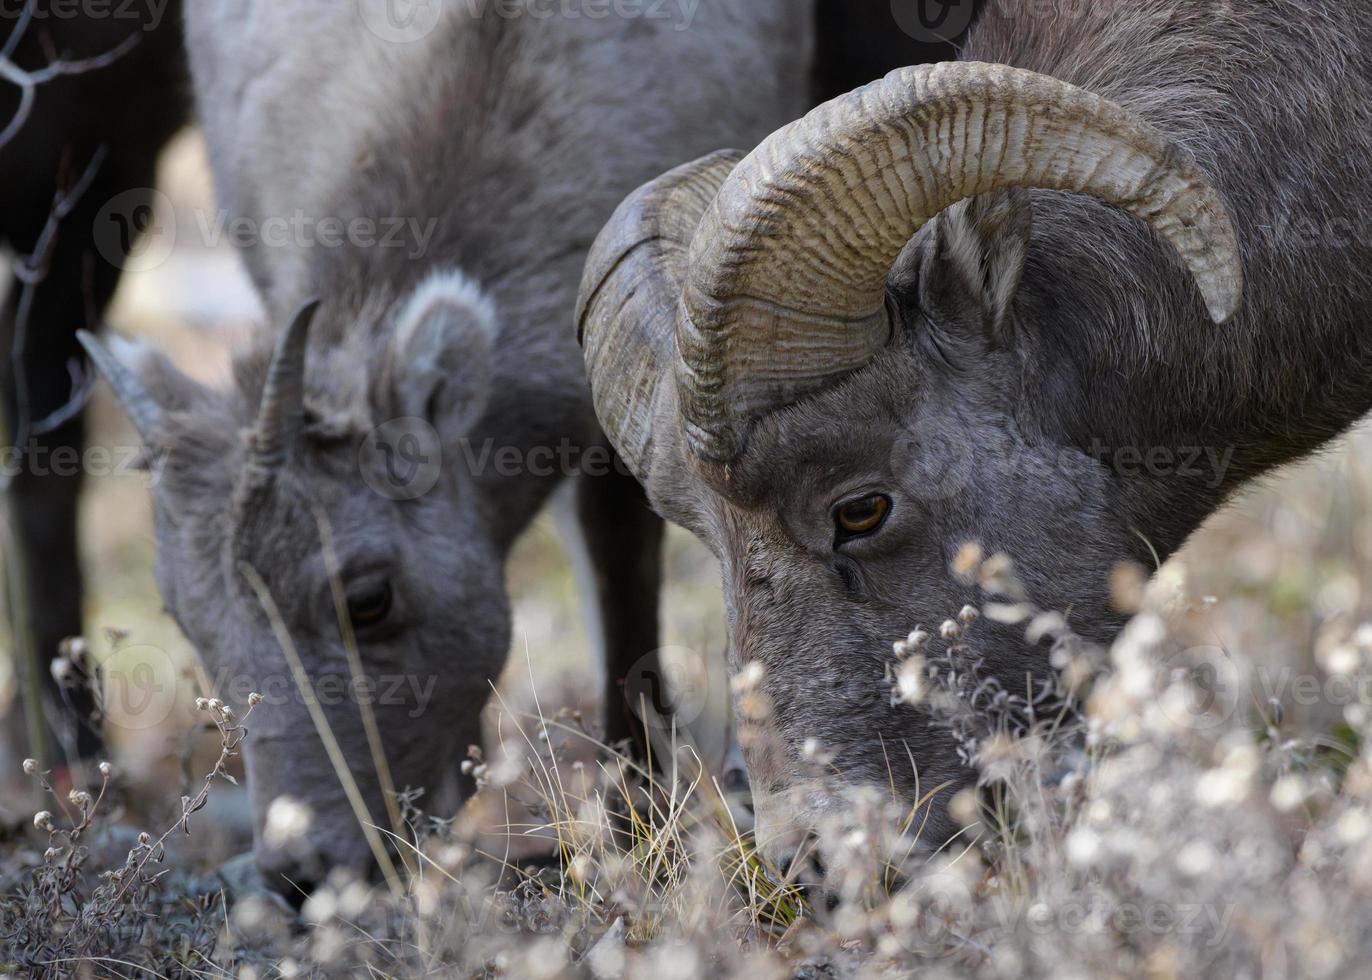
xmin=6 ymin=533 xmax=1372 ymax=976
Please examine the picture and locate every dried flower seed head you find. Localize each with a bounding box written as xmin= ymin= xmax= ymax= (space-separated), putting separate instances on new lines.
xmin=248 ymin=692 xmax=263 ymax=706
xmin=958 ymin=605 xmax=980 ymax=624
xmin=985 ymin=602 xmax=1032 ymax=625
xmin=50 ymin=657 xmax=73 ymax=684
xmin=264 ymin=797 xmax=314 ymax=848
xmin=1325 ymin=644 xmax=1361 ymax=677
xmin=34 ymin=810 xmax=53 ymax=831
xmin=138 ymin=831 xmax=152 ymax=846
xmin=1061 ymin=655 xmax=1097 ymax=694
xmin=907 ymin=628 xmax=930 ymax=649
xmin=220 ymin=704 xmax=236 ymax=721
xmin=68 ymin=788 xmax=92 ymax=808
xmin=731 ymin=660 xmax=766 ymax=696
xmin=801 ymin=737 xmax=831 ymax=763
xmin=569 ymin=853 xmax=592 ymax=883
xmin=195 ymin=697 xmax=210 ymax=711
xmin=940 ymin=620 xmax=962 ymax=641
xmin=22 ymin=758 xmax=38 ymax=776
xmin=893 ymin=657 xmax=927 ymax=706
xmin=1026 ymin=611 xmax=1068 ymax=645
xmin=952 ymin=541 xmax=984 ymax=583
xmin=950 ymin=788 xmax=980 ymax=828
xmin=979 ymin=552 xmax=1018 ymax=594
xmin=98 ymin=761 xmax=112 ymax=778
xmin=1110 ymin=561 xmax=1148 ymax=614
xmin=207 ymin=698 xmax=224 ymax=714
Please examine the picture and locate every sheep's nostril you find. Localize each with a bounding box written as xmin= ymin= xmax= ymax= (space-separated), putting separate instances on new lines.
xmin=275 ymin=876 xmax=317 ymax=912
xmin=777 ymin=850 xmax=824 ymax=881
xmin=720 ymin=741 xmax=754 ymax=828
xmin=776 ymin=849 xmax=838 ymax=913
xmin=255 ymin=851 xmax=324 ymax=909
xmin=722 ymin=764 xmax=751 ymax=798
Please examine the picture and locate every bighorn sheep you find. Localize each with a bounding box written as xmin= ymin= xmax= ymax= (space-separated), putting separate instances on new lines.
xmin=578 ymin=0 xmax=1372 ymax=861
xmin=81 ymin=1 xmax=810 ymax=887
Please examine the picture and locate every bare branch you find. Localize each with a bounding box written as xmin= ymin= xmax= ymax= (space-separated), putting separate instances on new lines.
xmin=0 ymin=12 xmax=142 ymax=149
xmin=1 ymin=146 xmax=108 ymax=495
xmin=30 ymin=358 xmax=94 ymax=436
xmin=1 ymin=0 xmax=36 ymax=62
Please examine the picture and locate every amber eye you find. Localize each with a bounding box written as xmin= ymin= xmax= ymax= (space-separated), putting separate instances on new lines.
xmin=346 ymin=582 xmax=393 ymax=627
xmin=834 ymin=495 xmax=892 ymax=540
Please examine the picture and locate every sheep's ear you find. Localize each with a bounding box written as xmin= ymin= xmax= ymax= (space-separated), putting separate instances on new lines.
xmin=915 ymin=188 xmax=1033 ymax=347
xmin=78 ymin=330 xmax=208 ymax=446
xmin=390 ymin=270 xmax=500 ymax=434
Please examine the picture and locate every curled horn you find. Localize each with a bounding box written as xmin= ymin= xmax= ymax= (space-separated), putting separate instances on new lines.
xmin=243 ymin=297 xmax=321 ymax=477
xmin=576 ymin=150 xmax=744 ymax=484
xmin=230 ymin=298 xmax=320 ymax=569
xmin=77 ymin=330 xmax=163 ymax=444
xmin=676 ymin=62 xmax=1245 ymax=463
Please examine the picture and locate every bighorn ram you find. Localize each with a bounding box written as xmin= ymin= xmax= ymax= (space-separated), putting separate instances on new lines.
xmin=578 ymin=0 xmax=1372 ymax=860
xmin=81 ymin=2 xmax=809 ymax=887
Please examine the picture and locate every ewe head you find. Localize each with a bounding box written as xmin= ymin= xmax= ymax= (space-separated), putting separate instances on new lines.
xmin=83 ymin=273 xmax=509 ymax=892
xmin=578 ymin=63 xmax=1244 ymax=863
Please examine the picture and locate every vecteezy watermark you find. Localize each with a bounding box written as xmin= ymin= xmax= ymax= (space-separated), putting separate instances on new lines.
xmin=92 ymin=188 xmax=176 ymax=273
xmin=356 ymin=0 xmax=701 ymax=44
xmin=889 ymin=415 xmax=981 ymax=503
xmin=102 ymin=644 xmax=179 ymax=732
xmin=210 ymin=669 xmax=439 ymax=720
xmin=358 ymin=419 xmax=637 ymax=499
xmin=1255 ymin=206 xmax=1372 ymax=251
xmin=895 ymin=865 xmax=1235 ymax=958
xmin=1154 ymin=645 xmax=1244 ymax=733
xmin=1013 ymin=895 xmax=1234 ymax=949
xmin=1149 ymin=642 xmax=1372 ymax=731
xmin=453 ymin=437 xmax=631 ymax=480
xmin=623 ymin=646 xmax=716 ymax=731
xmin=360 ymin=417 xmax=445 ymax=500
xmin=1 ymin=439 xmax=152 ymax=482
xmin=0 ymin=0 xmax=173 ymax=30
xmin=1088 ymin=440 xmax=1236 ymax=489
xmin=188 ymin=211 xmax=437 ymax=260
xmin=887 ymin=410 xmax=1237 ymax=507
xmin=889 ymin=0 xmax=976 ymax=44
xmin=93 ymin=188 xmax=439 ymax=271
xmin=356 ymin=0 xmax=444 ymax=42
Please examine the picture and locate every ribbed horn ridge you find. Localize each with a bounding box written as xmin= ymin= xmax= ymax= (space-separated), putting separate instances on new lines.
xmin=76 ymin=330 xmax=163 ymax=444
xmin=576 ymin=151 xmax=744 ymax=484
xmin=677 ymin=62 xmax=1245 ymax=463
xmin=244 ymin=297 xmax=320 ymax=476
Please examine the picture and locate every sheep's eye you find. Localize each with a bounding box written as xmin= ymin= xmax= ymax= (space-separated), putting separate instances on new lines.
xmin=346 ymin=582 xmax=393 ymax=627
xmin=834 ymin=495 xmax=891 ymax=541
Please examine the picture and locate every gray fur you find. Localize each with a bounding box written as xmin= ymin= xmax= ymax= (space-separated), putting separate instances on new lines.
xmin=96 ymin=1 xmax=811 ymax=883
xmin=632 ymin=0 xmax=1372 ymax=860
